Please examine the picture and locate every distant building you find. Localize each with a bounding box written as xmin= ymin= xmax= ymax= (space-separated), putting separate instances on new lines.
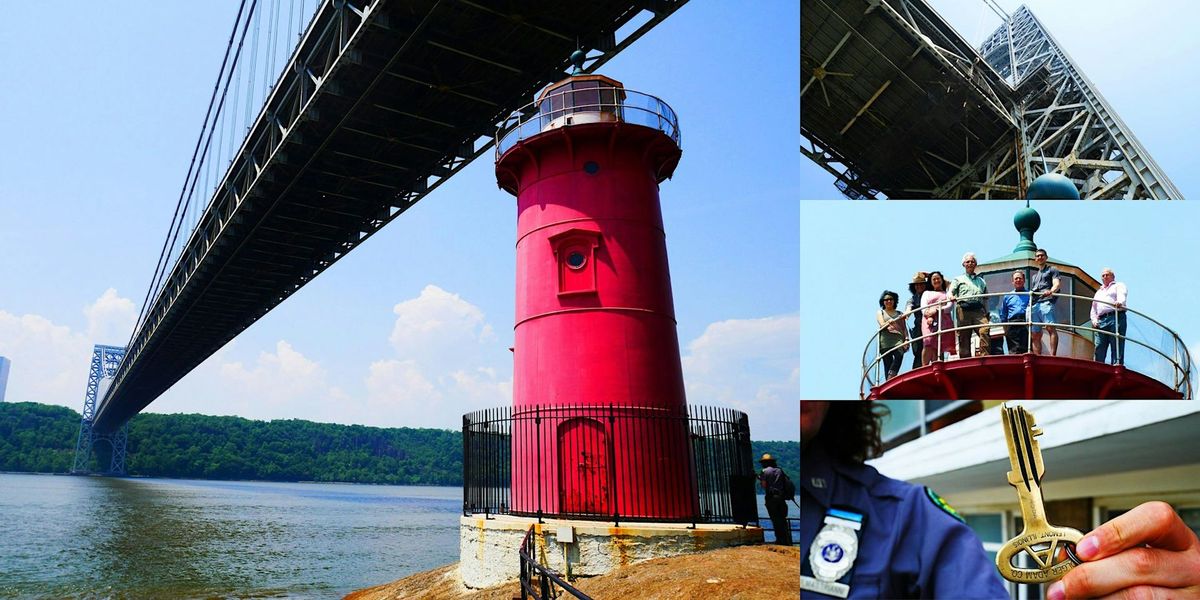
xmin=0 ymin=356 xmax=10 ymax=402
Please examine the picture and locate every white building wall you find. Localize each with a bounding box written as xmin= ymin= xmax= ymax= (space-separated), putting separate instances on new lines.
xmin=869 ymin=400 xmax=1200 ymax=484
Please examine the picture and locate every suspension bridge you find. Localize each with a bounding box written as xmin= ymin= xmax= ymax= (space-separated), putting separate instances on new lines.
xmin=80 ymin=0 xmax=689 ymax=442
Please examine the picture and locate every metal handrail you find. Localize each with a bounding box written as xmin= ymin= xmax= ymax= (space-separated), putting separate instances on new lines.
xmin=860 ymin=290 xmax=1193 ymax=398
xmin=519 ymin=525 xmax=591 ymax=600
xmin=759 ymin=514 xmax=800 ymax=546
xmin=496 ymin=87 xmax=680 ymax=157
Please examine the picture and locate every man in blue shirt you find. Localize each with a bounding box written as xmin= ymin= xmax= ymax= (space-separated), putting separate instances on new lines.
xmin=1000 ymin=271 xmax=1032 ymax=354
xmin=1030 ymin=249 xmax=1062 ymax=356
xmin=801 ymin=401 xmax=1200 ymax=599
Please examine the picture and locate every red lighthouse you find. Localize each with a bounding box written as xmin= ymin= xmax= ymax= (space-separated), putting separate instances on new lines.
xmin=495 ymin=52 xmax=695 ymax=519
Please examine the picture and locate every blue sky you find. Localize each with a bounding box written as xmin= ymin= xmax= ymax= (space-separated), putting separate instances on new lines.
xmin=800 ymin=0 xmax=1200 ymax=199
xmin=800 ymin=201 xmax=1200 ymax=398
xmin=0 ymin=3 xmax=800 ymax=440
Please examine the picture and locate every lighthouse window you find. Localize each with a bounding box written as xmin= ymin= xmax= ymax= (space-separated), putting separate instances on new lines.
xmin=573 ymin=81 xmax=601 ymax=111
xmin=567 ymin=251 xmax=587 ymax=270
xmin=549 ymin=228 xmax=601 ymax=296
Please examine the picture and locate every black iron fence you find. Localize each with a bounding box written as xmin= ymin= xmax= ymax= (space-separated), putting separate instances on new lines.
xmin=463 ymin=404 xmax=758 ymax=526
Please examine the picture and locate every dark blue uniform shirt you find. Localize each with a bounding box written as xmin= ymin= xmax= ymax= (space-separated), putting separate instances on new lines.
xmin=801 ymin=441 xmax=1009 ymax=599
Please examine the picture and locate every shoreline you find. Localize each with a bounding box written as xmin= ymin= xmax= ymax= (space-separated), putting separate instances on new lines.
xmin=345 ymin=544 xmax=800 ymax=600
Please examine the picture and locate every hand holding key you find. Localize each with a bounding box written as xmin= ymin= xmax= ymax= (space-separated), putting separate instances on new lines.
xmin=997 ymin=404 xmax=1083 ymax=583
xmin=1047 ymin=501 xmax=1200 ymax=599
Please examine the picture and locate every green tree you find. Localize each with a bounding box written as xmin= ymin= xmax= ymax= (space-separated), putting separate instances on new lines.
xmin=1 ymin=402 xmax=796 ymax=489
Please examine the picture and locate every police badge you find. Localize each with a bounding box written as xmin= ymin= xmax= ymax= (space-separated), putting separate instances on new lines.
xmin=801 ymin=508 xmax=864 ymax=598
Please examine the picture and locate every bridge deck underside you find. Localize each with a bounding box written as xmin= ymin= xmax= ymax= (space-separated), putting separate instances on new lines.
xmin=801 ymin=0 xmax=1015 ymax=198
xmin=96 ymin=0 xmax=680 ymax=429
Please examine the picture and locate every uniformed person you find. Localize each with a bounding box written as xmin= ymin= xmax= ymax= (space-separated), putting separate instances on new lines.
xmin=801 ymin=401 xmax=1200 ymax=599
xmin=758 ymin=453 xmax=792 ymax=545
xmin=800 ymin=401 xmax=1007 ymax=599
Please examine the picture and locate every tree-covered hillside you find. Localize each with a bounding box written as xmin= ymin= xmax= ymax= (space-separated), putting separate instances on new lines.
xmin=0 ymin=402 xmax=799 ymax=486
xmin=0 ymin=402 xmax=81 ymax=473
xmin=0 ymin=402 xmax=460 ymax=484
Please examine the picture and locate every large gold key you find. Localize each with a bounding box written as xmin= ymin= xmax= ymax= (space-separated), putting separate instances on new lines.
xmin=996 ymin=404 xmax=1082 ymax=583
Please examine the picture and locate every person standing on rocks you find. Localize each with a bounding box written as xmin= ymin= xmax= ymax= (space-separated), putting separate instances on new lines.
xmin=759 ymin=453 xmax=793 ymax=546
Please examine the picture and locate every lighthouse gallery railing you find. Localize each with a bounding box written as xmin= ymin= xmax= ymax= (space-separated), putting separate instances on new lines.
xmin=462 ymin=404 xmax=758 ymax=526
xmin=861 ymin=291 xmax=1194 ymax=398
xmin=495 ymin=87 xmax=680 ymax=157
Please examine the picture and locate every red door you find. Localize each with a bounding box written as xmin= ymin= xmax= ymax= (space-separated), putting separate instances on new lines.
xmin=558 ymin=418 xmax=611 ymax=515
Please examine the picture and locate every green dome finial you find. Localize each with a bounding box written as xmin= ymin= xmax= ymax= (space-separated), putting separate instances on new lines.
xmin=1013 ymin=205 xmax=1041 ymax=253
xmin=570 ymin=49 xmax=586 ymax=75
xmin=1027 ymin=172 xmax=1080 ymax=200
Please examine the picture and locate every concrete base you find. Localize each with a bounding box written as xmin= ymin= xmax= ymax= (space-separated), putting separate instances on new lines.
xmin=459 ymin=514 xmax=764 ymax=589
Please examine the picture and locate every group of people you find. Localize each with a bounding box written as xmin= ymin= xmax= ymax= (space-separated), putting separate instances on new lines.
xmin=874 ymin=248 xmax=1129 ymax=380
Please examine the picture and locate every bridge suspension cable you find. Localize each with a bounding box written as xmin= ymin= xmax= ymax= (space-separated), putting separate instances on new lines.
xmin=127 ymin=0 xmax=319 ymax=354
xmin=128 ymin=0 xmax=254 ymax=350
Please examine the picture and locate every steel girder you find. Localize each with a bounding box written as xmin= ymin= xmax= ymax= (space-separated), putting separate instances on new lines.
xmin=974 ymin=6 xmax=1181 ymax=199
xmin=801 ymin=0 xmax=1018 ymax=199
xmin=801 ymin=0 xmax=1180 ymax=199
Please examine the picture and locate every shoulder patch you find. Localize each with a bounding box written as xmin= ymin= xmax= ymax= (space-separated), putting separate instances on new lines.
xmin=924 ymin=486 xmax=966 ymax=524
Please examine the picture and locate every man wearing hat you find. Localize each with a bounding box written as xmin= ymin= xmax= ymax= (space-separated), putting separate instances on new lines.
xmin=905 ymin=272 xmax=929 ymax=370
xmin=759 ymin=452 xmax=793 ymax=545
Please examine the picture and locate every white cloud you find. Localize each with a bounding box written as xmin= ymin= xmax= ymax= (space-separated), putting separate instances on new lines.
xmin=448 ymin=367 xmax=513 ymax=407
xmin=1 ymin=286 xmax=800 ymax=443
xmin=364 ymin=359 xmax=442 ymax=426
xmin=388 ymin=285 xmax=497 ymax=366
xmin=0 ymin=288 xmax=140 ymax=409
xmin=365 ymin=285 xmax=511 ymax=428
xmin=83 ymin=287 xmax=136 ymax=345
xmin=218 ymin=340 xmax=331 ymax=410
xmin=154 ymin=339 xmax=361 ymax=426
xmin=0 ymin=283 xmax=511 ymax=432
xmin=0 ymin=311 xmax=91 ymax=408
xmin=0 ymin=289 xmax=344 ymax=422
xmin=682 ymin=314 xmax=800 ymax=441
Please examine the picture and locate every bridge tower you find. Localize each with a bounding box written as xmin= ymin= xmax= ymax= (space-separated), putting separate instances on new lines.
xmin=977 ymin=5 xmax=1180 ymax=200
xmin=495 ymin=51 xmax=694 ymax=520
xmin=72 ymin=345 xmax=129 ymax=475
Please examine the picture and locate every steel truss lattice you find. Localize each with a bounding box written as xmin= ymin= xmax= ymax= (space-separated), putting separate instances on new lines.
xmin=974 ymin=5 xmax=1180 ymax=199
xmin=800 ymin=0 xmax=1181 ymax=199
xmin=72 ymin=345 xmax=129 ymax=475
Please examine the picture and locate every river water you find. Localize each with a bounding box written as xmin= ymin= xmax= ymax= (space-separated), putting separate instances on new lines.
xmin=0 ymin=473 xmax=461 ymax=598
